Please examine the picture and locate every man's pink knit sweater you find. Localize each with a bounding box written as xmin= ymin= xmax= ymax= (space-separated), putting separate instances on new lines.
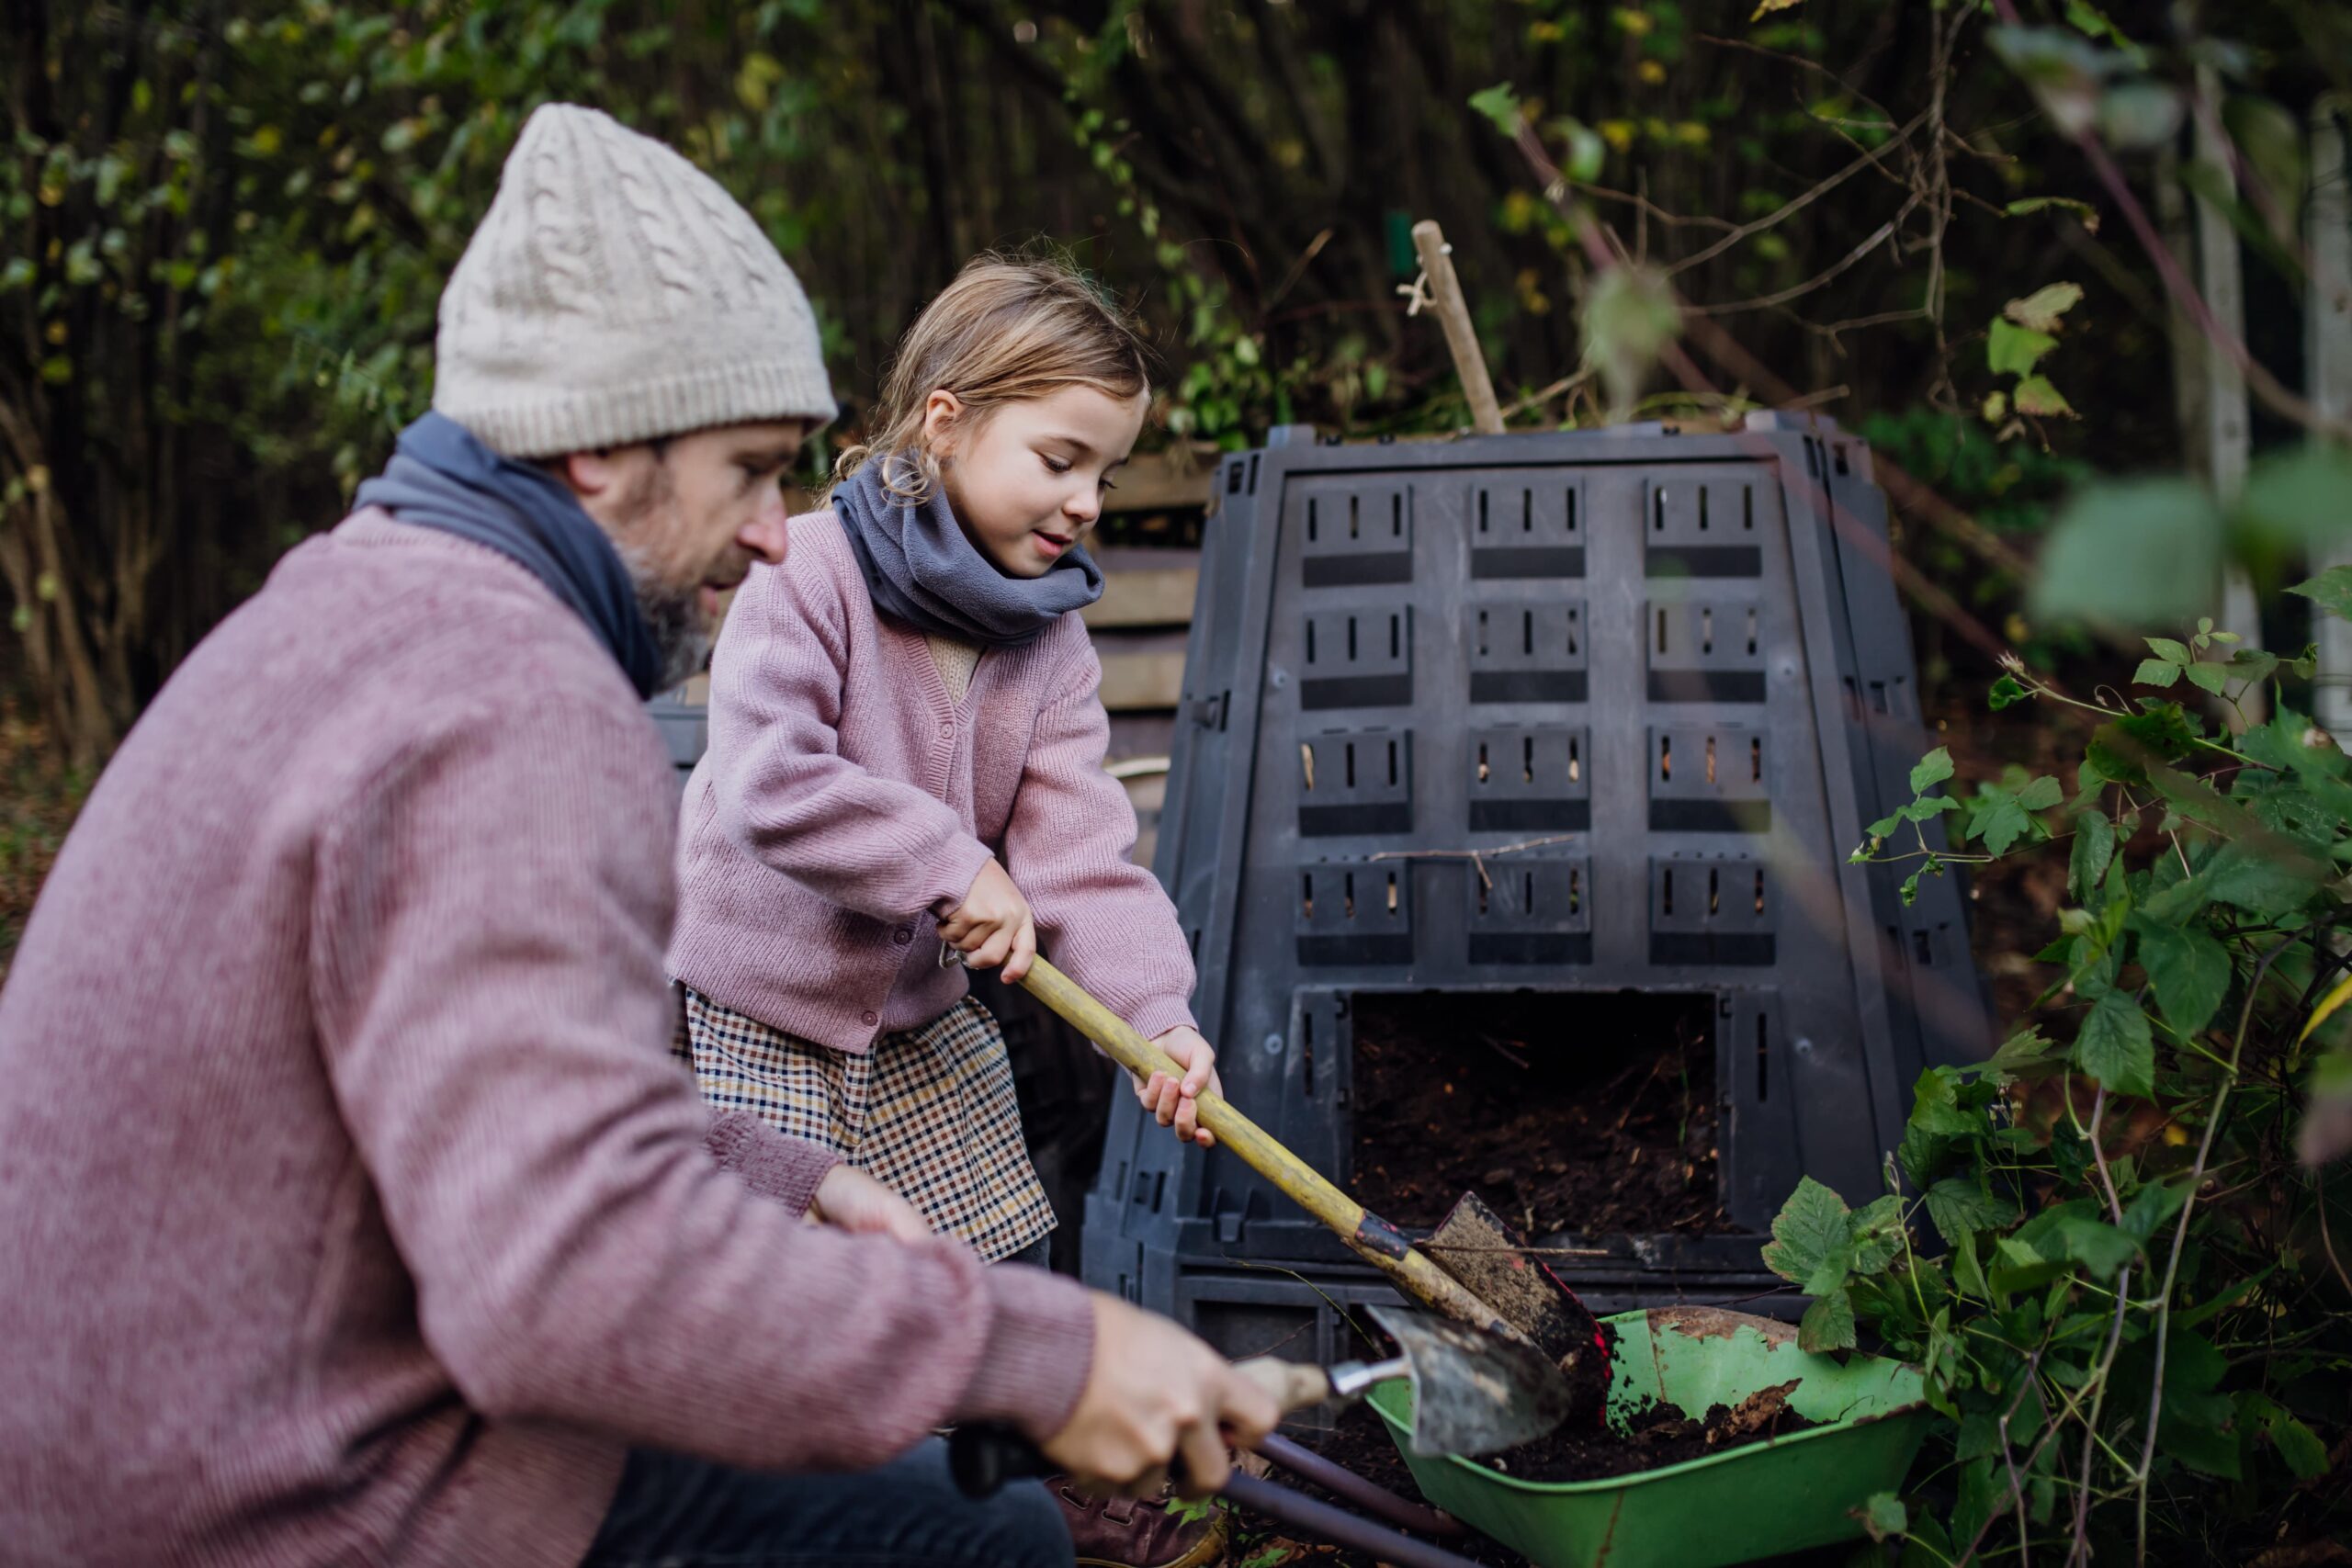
xmin=0 ymin=513 xmax=1092 ymax=1567
xmin=669 ymin=509 xmax=1197 ymax=1052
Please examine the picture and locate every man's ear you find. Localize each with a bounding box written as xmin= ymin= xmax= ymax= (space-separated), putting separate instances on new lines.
xmin=552 ymin=447 xmax=623 ymax=499
xmin=920 ymin=390 xmax=964 ymax=460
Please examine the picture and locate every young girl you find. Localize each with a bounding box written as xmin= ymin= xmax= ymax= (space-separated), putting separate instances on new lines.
xmin=669 ymin=256 xmax=1218 ymax=1268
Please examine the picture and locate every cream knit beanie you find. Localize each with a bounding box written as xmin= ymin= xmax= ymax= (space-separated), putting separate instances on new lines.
xmin=433 ymin=104 xmax=836 ymax=457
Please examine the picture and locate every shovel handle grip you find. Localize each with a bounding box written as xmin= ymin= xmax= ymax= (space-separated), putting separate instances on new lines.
xmin=944 ymin=1358 xmax=1316 ymax=1502
xmin=1015 ymin=957 xmax=1523 ymax=1347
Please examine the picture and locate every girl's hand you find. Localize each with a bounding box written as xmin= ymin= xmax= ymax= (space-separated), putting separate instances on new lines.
xmin=1137 ymin=1027 xmax=1220 ymax=1148
xmin=808 ymin=1164 xmax=933 ymax=1243
xmin=937 ymin=859 xmax=1037 ymax=983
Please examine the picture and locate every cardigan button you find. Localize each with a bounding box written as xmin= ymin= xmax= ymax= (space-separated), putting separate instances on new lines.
xmin=892 ymin=926 xmax=913 ymax=945
xmin=860 ymin=1010 xmax=878 ymax=1027
xmin=937 ymin=719 xmax=955 ymax=739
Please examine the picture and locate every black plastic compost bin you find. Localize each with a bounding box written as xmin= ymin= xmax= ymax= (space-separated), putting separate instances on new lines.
xmin=1078 ymin=413 xmax=1992 ymax=1366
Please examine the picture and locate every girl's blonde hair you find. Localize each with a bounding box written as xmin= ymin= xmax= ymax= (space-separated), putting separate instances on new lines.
xmin=831 ymin=253 xmax=1150 ymax=503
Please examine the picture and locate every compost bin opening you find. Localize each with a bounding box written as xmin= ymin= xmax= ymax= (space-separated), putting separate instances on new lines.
xmin=1348 ymin=988 xmax=1737 ymax=1237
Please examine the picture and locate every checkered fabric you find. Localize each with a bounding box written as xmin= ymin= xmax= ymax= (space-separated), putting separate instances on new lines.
xmin=677 ymin=986 xmax=1055 ymax=1263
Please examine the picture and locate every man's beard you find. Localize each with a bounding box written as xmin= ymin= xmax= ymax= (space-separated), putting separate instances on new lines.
xmin=607 ymin=460 xmax=714 ymax=694
xmin=630 ymin=570 xmax=713 ymax=694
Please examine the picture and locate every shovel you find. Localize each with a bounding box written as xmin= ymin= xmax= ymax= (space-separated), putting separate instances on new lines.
xmin=1012 ymin=956 xmax=1611 ymax=1426
xmin=952 ymin=1303 xmax=1569 ymax=1483
xmin=948 ymin=1304 xmax=1564 ymax=1568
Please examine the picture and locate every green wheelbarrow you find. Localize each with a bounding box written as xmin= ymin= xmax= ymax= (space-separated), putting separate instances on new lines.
xmin=1369 ymin=1306 xmax=1932 ymax=1568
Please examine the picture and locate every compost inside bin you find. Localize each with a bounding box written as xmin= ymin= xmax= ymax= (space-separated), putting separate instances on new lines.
xmin=1348 ymin=989 xmax=1734 ymax=1235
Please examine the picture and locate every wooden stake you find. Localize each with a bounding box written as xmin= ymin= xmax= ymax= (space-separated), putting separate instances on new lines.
xmin=1409 ymin=220 xmax=1505 ymax=435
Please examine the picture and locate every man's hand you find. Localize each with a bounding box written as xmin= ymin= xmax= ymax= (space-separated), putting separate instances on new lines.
xmin=1136 ymin=1027 xmax=1220 ymax=1148
xmin=1040 ymin=1293 xmax=1279 ymax=1498
xmin=808 ymin=1164 xmax=932 ymax=1243
xmin=935 ymin=860 xmax=1037 ymax=984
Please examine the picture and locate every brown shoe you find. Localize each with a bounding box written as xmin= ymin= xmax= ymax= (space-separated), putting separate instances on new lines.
xmin=1051 ymin=1476 xmax=1227 ymax=1568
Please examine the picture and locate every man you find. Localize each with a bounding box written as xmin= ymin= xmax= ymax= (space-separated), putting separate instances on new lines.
xmin=0 ymin=104 xmax=1272 ymax=1568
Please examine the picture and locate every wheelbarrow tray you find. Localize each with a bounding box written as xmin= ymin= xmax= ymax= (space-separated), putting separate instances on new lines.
xmin=1368 ymin=1306 xmax=1931 ymax=1568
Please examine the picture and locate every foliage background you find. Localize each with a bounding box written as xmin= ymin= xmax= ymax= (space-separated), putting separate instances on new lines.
xmin=8 ymin=0 xmax=2337 ymax=768
xmin=10 ymin=5 xmax=2352 ymax=1556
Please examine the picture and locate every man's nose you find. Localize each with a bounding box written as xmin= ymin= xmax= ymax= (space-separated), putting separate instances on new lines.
xmin=741 ymin=510 xmax=789 ymax=566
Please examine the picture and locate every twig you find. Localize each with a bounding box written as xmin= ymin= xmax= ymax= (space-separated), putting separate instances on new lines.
xmin=1690 ymin=189 xmax=1925 ymax=316
xmin=2133 ymin=931 xmax=2302 ymax=1563
xmin=1667 ymin=107 xmax=1931 ymax=278
xmin=1418 ymin=1241 xmax=1612 ymax=1259
xmin=2071 ymin=1086 xmax=2128 ymax=1568
xmin=1363 ymin=833 xmax=1582 ymax=890
xmin=2319 ymin=1167 xmax=2352 ymax=1303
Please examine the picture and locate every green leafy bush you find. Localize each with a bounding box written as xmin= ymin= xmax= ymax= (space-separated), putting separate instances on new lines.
xmin=1782 ymin=584 xmax=2352 ymax=1561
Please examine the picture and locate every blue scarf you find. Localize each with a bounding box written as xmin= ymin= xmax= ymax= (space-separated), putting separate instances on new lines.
xmin=356 ymin=413 xmax=664 ymax=697
xmin=831 ymin=458 xmax=1102 ymax=649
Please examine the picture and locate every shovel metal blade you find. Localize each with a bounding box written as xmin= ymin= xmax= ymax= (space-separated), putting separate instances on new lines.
xmin=1424 ymin=1190 xmax=1611 ymax=1423
xmin=1366 ymin=1303 xmax=1580 ymax=1458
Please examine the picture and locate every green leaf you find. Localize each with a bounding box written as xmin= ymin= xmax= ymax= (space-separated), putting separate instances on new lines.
xmin=1469 ymin=83 xmax=1523 ymax=135
xmin=1799 ymin=1286 xmax=1858 ymax=1352
xmin=1909 ymin=1067 xmax=1981 ymax=1138
xmin=1966 ymin=791 xmax=2034 ymax=856
xmin=2054 ymin=1216 xmax=2140 ymax=1280
xmin=2145 ymin=636 xmax=2192 ymax=664
xmin=2240 ymin=1392 xmax=2330 ymax=1479
xmin=2097 ymin=81 xmax=2185 ymax=148
xmin=1990 ymin=1235 xmax=2067 ymax=1295
xmin=1854 ymin=1491 xmax=1908 ymax=1543
xmin=1549 ymin=117 xmax=1605 ymax=184
xmin=2086 ymin=703 xmax=2199 ymax=785
xmin=1909 ymin=747 xmax=1955 ymax=794
xmin=2204 ymin=840 xmax=2324 ymax=919
xmin=2120 ymin=1179 xmax=2188 ymax=1244
xmin=2005 ymin=281 xmax=2085 ymax=333
xmin=2133 ymin=657 xmax=2181 ymax=687
xmin=2224 ymin=95 xmax=2307 ymax=228
xmin=1951 ymin=1229 xmax=1992 ymax=1300
xmin=1763 ymin=1176 xmax=1854 ymax=1289
xmin=2012 ymin=375 xmax=2075 ymax=418
xmin=2016 ymin=774 xmax=2064 ymax=811
xmin=2075 ymin=989 xmax=2154 ymax=1097
xmin=2288 ymin=564 xmax=2352 ymax=624
xmin=1987 ymin=317 xmax=2057 ymax=378
xmin=2181 ymin=660 xmax=2230 ymax=695
xmin=2233 ymin=446 xmax=2352 ymax=589
xmin=2133 ymin=920 xmax=2230 ymax=1036
xmin=2031 ymin=479 xmax=2223 ymax=627
xmin=1926 ymin=1178 xmax=2019 ymax=1241
xmin=1990 ymin=1026 xmax=2060 ymax=1072
xmin=1848 ymin=1193 xmax=1906 ymax=1275
xmin=1904 ymin=794 xmax=1960 ymax=822
xmin=2005 ymin=196 xmax=2100 ymax=228
xmin=2069 ymin=811 xmax=2116 ymax=900
xmin=1988 ymin=673 xmax=2030 ymax=709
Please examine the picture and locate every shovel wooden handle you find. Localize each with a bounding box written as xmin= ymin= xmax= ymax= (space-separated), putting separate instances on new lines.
xmin=1015 ymin=956 xmax=1525 ymax=1347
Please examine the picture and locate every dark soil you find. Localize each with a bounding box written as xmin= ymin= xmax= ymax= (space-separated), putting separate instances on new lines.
xmin=1230 ymin=1399 xmax=1837 ymax=1568
xmin=1476 ymin=1379 xmax=1816 ymax=1483
xmin=1347 ymin=989 xmax=1736 ymax=1237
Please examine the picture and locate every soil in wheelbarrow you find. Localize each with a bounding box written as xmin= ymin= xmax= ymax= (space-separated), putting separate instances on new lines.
xmin=1347 ymin=989 xmax=1738 ymax=1237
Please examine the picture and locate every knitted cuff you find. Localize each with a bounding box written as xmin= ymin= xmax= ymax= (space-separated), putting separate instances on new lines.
xmin=954 ymin=1265 xmax=1097 ymax=1438
xmin=704 ymin=1111 xmax=842 ymax=1214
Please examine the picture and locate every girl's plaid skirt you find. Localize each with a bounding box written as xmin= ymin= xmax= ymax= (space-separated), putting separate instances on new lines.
xmin=675 ymin=986 xmax=1055 ymax=1263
